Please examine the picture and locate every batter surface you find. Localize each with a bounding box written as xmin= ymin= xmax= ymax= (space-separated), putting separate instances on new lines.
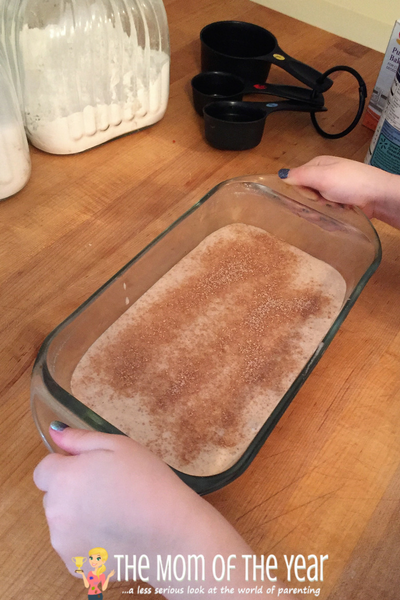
xmin=71 ymin=224 xmax=346 ymax=476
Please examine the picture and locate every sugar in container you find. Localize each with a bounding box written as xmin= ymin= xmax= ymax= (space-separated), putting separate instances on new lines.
xmin=0 ymin=39 xmax=30 ymax=200
xmin=6 ymin=0 xmax=170 ymax=154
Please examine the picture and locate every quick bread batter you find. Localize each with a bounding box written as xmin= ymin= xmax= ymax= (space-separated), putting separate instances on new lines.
xmin=71 ymin=224 xmax=346 ymax=476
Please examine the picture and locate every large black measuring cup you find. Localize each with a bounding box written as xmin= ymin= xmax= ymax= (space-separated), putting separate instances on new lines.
xmin=191 ymin=71 xmax=325 ymax=115
xmin=201 ymin=21 xmax=333 ymax=93
xmin=203 ymin=100 xmax=327 ymax=150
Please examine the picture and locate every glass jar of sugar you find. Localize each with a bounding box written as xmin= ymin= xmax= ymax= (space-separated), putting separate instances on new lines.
xmin=0 ymin=40 xmax=30 ymax=200
xmin=6 ymin=0 xmax=170 ymax=154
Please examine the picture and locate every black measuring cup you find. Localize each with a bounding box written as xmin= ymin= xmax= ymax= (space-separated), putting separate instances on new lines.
xmin=203 ymin=100 xmax=327 ymax=150
xmin=201 ymin=21 xmax=333 ymax=93
xmin=191 ymin=71 xmax=325 ymax=115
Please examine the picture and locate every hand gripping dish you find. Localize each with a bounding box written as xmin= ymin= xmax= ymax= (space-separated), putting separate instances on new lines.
xmin=31 ymin=176 xmax=381 ymax=494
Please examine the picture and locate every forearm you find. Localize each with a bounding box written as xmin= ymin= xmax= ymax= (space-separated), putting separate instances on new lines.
xmin=119 ymin=493 xmax=291 ymax=599
xmin=162 ymin=495 xmax=253 ymax=598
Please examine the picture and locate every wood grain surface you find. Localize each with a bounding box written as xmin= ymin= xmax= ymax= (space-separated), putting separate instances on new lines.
xmin=1 ymin=1 xmax=399 ymax=599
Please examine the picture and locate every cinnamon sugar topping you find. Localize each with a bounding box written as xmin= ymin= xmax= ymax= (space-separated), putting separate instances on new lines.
xmin=71 ymin=224 xmax=345 ymax=476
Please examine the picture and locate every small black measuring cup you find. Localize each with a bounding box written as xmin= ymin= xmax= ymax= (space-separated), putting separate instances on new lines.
xmin=203 ymin=100 xmax=327 ymax=150
xmin=201 ymin=21 xmax=333 ymax=93
xmin=191 ymin=71 xmax=325 ymax=115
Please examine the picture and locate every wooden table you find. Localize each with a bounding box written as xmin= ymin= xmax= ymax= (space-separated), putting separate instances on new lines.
xmin=2 ymin=1 xmax=399 ymax=598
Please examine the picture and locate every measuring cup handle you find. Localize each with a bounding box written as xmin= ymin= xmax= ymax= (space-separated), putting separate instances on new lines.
xmin=263 ymin=100 xmax=327 ymax=114
xmin=268 ymin=50 xmax=333 ymax=92
xmin=244 ymin=83 xmax=324 ymax=105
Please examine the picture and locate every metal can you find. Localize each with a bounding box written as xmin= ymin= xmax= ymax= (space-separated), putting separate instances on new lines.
xmin=365 ymin=63 xmax=400 ymax=174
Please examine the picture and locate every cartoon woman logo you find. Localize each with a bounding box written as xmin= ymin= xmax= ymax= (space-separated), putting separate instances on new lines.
xmin=76 ymin=547 xmax=115 ymax=599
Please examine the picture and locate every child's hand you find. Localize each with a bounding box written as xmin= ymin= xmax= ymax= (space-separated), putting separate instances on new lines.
xmin=278 ymin=155 xmax=400 ymax=224
xmin=34 ymin=426 xmax=200 ymax=581
xmin=34 ymin=425 xmax=295 ymax=599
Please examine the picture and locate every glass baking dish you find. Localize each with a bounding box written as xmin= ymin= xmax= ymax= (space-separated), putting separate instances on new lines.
xmin=31 ymin=175 xmax=381 ymax=495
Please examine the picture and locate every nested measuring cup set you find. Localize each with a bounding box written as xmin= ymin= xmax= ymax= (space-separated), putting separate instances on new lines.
xmin=192 ymin=21 xmax=367 ymax=150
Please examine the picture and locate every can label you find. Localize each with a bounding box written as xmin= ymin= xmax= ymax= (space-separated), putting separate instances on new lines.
xmin=365 ymin=65 xmax=400 ymax=174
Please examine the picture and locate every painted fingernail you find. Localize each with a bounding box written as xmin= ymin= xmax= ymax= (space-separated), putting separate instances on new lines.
xmin=278 ymin=168 xmax=290 ymax=179
xmin=50 ymin=421 xmax=69 ymax=432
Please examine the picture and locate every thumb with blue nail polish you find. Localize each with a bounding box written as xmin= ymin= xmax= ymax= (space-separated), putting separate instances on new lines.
xmin=276 ymin=155 xmax=400 ymax=226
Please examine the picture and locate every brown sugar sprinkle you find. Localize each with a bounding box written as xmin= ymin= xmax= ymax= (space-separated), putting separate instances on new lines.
xmin=80 ymin=225 xmax=333 ymax=467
